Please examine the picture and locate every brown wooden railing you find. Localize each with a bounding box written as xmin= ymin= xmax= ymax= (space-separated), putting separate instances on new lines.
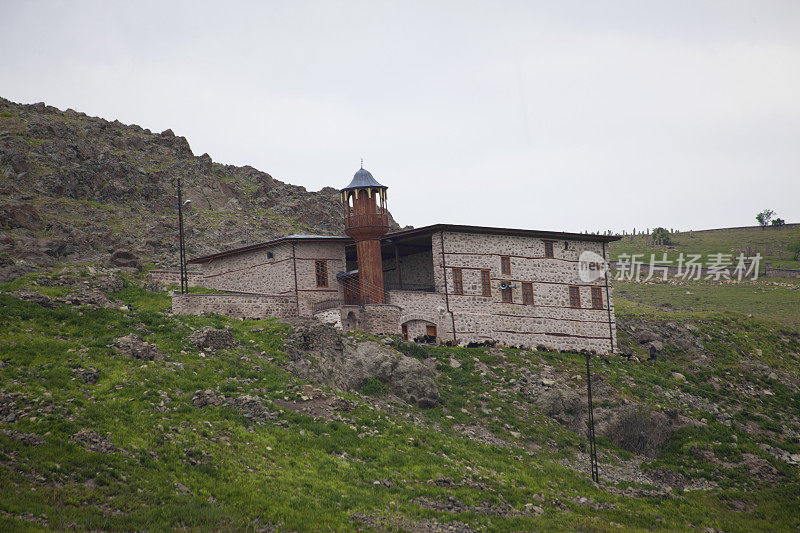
xmin=344 ymin=209 xmax=389 ymax=230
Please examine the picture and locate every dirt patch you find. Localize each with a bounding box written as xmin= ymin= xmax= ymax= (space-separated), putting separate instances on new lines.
xmin=274 ymin=396 xmax=357 ymax=421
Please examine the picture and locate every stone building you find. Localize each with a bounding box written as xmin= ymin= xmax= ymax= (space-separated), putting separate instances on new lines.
xmin=173 ymin=167 xmax=620 ymax=353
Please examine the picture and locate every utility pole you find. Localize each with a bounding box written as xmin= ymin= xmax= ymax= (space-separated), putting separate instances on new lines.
xmin=176 ymin=176 xmax=188 ymax=294
xmin=586 ymin=353 xmax=599 ymax=483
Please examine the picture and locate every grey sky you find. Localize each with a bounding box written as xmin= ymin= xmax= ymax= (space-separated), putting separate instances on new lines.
xmin=2 ymin=0 xmax=799 ymax=233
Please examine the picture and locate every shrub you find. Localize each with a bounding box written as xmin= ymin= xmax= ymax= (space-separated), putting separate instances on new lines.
xmin=756 ymin=209 xmax=774 ymax=229
xmin=393 ymin=341 xmax=428 ymax=360
xmin=603 ymin=405 xmax=673 ymax=457
xmin=359 ymin=377 xmax=387 ymax=396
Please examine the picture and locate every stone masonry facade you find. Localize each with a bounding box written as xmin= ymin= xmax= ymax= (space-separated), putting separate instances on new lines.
xmin=431 ymin=230 xmax=616 ymax=353
xmin=173 ymin=227 xmax=617 ymax=354
xmin=172 ymin=292 xmax=297 ymax=319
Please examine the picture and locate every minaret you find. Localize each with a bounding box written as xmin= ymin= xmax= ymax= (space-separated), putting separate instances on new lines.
xmin=341 ymin=165 xmax=389 ymax=304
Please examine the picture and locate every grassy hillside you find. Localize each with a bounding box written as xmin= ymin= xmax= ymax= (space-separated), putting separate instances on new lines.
xmin=613 ymin=278 xmax=800 ymax=329
xmin=609 ymin=225 xmax=800 ymax=269
xmin=1 ymin=268 xmax=799 ymax=531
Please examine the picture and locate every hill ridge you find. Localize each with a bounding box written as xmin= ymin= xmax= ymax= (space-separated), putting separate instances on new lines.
xmin=0 ymin=97 xmax=398 ymax=281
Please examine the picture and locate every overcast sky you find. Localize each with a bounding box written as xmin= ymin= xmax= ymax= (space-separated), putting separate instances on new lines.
xmin=2 ymin=1 xmax=799 ymax=233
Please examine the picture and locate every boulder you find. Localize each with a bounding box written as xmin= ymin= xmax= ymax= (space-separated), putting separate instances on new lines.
xmin=284 ymin=320 xmax=439 ymax=408
xmin=636 ymin=330 xmax=658 ymax=344
xmin=109 ymin=248 xmax=139 ymax=269
xmin=534 ymin=385 xmax=585 ymax=432
xmin=0 ymin=203 xmax=42 ymax=229
xmin=650 ymin=340 xmax=664 ymax=352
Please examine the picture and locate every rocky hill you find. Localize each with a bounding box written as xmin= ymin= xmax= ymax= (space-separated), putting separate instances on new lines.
xmin=0 ymin=97 xmax=399 ymax=281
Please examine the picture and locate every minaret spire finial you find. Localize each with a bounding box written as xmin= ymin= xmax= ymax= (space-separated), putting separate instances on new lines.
xmin=361 ymin=158 xmax=363 ymax=169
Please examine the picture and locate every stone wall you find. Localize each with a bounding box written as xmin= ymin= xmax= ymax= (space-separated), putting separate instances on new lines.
xmin=388 ymin=290 xmax=451 ymax=341
xmin=199 ymin=243 xmax=295 ymax=294
xmin=334 ymin=304 xmax=402 ymax=335
xmin=194 ymin=241 xmax=347 ymax=317
xmin=359 ymin=304 xmax=402 ymax=335
xmin=172 ymin=292 xmax=297 ymax=319
xmin=148 ymin=269 xmax=204 ymax=287
xmin=292 ymin=242 xmax=347 ymax=316
xmin=431 ymin=230 xmax=617 ymax=353
xmin=382 ymin=250 xmax=435 ymax=288
xmin=764 ymin=263 xmax=800 ymax=279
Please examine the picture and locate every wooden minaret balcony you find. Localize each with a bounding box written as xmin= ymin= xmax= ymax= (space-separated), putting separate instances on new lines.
xmin=341 ymin=166 xmax=389 ymax=304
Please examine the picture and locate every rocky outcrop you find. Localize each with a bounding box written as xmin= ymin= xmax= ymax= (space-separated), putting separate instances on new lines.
xmin=192 ymin=389 xmax=278 ymax=422
xmin=283 ymin=320 xmax=439 ymax=408
xmin=112 ymin=334 xmax=164 ymax=361
xmin=529 ymin=372 xmax=687 ymax=456
xmin=189 ymin=326 xmax=235 ymax=351
xmin=0 ymin=97 xmax=401 ymax=279
xmin=109 ymin=248 xmax=140 ymax=269
xmin=617 ymin=316 xmax=705 ymax=358
xmin=69 ymin=429 xmax=119 ymax=454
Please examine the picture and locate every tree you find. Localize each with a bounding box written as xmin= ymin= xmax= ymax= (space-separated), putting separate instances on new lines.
xmin=756 ymin=209 xmax=775 ymax=229
xmin=652 ymin=227 xmax=671 ymax=245
xmin=789 ymin=237 xmax=800 ymax=261
xmin=772 ymin=218 xmax=785 ymax=227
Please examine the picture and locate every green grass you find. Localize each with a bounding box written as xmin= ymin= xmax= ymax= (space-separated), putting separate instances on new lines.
xmin=613 ymin=278 xmax=800 ymax=329
xmin=1 ymin=274 xmax=799 ymax=530
xmin=610 ymin=225 xmax=800 ymax=269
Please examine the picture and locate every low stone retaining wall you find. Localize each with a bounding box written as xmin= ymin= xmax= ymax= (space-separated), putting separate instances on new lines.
xmin=148 ymin=269 xmax=205 ymax=287
xmin=172 ymin=292 xmax=297 ymax=319
xmin=764 ymin=264 xmax=800 ymax=279
xmin=359 ymin=304 xmax=402 ymax=335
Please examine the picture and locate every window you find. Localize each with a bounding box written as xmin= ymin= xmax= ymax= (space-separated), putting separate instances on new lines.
xmin=452 ymin=268 xmax=463 ymax=295
xmin=569 ymin=286 xmax=581 ymax=308
xmin=501 ymin=283 xmax=513 ymax=303
xmin=500 ymin=255 xmax=511 ymax=275
xmin=401 ymin=324 xmax=409 ymax=340
xmin=481 ymin=269 xmax=491 ymax=297
xmin=544 ymin=241 xmax=554 ymax=258
xmin=426 ymin=324 xmax=437 ymax=338
xmin=522 ymin=282 xmax=534 ymax=305
xmin=315 ymin=260 xmax=328 ymax=288
xmin=591 ymin=287 xmax=603 ymax=309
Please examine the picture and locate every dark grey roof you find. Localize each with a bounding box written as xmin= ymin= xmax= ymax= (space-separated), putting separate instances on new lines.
xmin=341 ymin=167 xmax=387 ymax=191
xmin=383 ymin=224 xmax=622 ymax=244
xmin=189 ymin=234 xmax=351 ymax=264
